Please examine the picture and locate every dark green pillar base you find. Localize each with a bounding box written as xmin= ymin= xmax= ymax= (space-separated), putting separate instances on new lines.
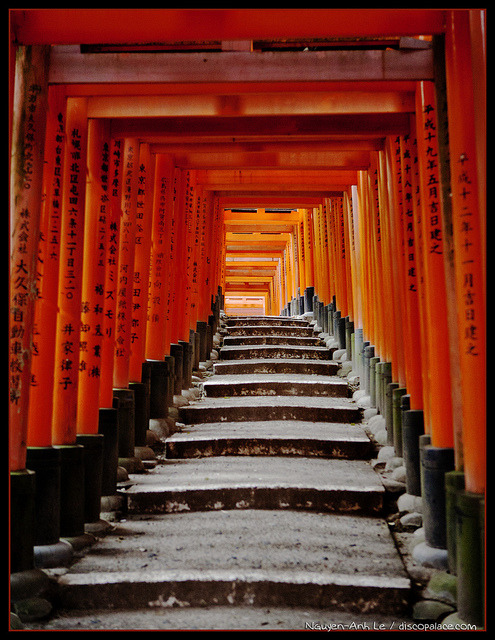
xmin=420 ymin=444 xmax=455 ymax=550
xmin=402 ymin=410 xmax=425 ymax=497
xmin=456 ymin=490 xmax=485 ymax=628
xmin=392 ymin=387 xmax=407 ymax=457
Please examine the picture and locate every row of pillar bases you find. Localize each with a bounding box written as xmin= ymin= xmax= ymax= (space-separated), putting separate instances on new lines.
xmin=283 ymin=286 xmax=485 ymax=628
xmin=10 ymin=298 xmax=221 ymax=578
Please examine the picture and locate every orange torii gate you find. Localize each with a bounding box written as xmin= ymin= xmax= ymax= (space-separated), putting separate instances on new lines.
xmin=9 ymin=8 xmax=485 ymax=628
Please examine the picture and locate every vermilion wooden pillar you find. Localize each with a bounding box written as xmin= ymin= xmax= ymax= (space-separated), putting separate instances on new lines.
xmin=445 ymin=9 xmax=486 ymax=495
xmin=172 ymin=169 xmax=190 ymax=343
xmin=444 ymin=12 xmax=485 ymax=626
xmin=98 ymin=138 xmax=122 ymax=410
xmin=51 ymin=97 xmax=89 ymax=446
xmin=77 ymin=118 xmax=110 ymax=435
xmin=201 ymin=190 xmax=215 ymax=321
xmin=49 ymin=97 xmax=89 ymax=539
xmin=377 ymin=149 xmax=400 ymax=379
xmin=301 ymin=208 xmax=315 ymax=292
xmin=146 ymin=154 xmax=174 ymax=360
xmin=129 ymin=143 xmax=154 ymax=383
xmin=416 ymin=82 xmax=454 ymax=450
xmin=24 ymin=85 xmax=69 ymax=560
xmin=367 ymin=163 xmax=384 ymax=359
xmin=358 ymin=175 xmax=372 ymax=345
xmin=296 ymin=211 xmax=307 ymax=295
xmin=27 ymin=85 xmax=66 ymax=448
xmin=10 ymin=45 xmax=50 ymax=572
xmin=183 ymin=170 xmax=197 ymax=338
xmin=342 ymin=192 xmax=354 ymax=324
xmin=9 ymin=46 xmax=50 ymax=471
xmin=397 ymin=133 xmax=424 ymax=410
xmin=348 ymin=187 xmax=363 ymax=331
xmin=113 ymin=137 xmax=139 ymax=391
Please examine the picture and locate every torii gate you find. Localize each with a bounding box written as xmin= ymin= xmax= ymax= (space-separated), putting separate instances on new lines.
xmin=9 ymin=8 xmax=485 ymax=628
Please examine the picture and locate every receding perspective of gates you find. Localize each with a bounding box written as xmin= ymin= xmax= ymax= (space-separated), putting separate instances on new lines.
xmin=9 ymin=9 xmax=485 ymax=631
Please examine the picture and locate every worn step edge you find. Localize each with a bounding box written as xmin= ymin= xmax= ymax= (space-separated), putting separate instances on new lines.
xmin=165 ymin=435 xmax=372 ymax=460
xmin=179 ymin=401 xmax=362 ymax=425
xmin=220 ymin=346 xmax=333 ymax=360
xmin=226 ymin=318 xmax=310 ymax=327
xmin=227 ymin=327 xmax=315 ymax=337
xmin=223 ymin=336 xmax=322 ymax=346
xmin=213 ymin=359 xmax=341 ymax=375
xmin=203 ymin=378 xmax=348 ymax=398
xmin=56 ymin=569 xmax=410 ymax=614
xmin=121 ymin=485 xmax=384 ymax=516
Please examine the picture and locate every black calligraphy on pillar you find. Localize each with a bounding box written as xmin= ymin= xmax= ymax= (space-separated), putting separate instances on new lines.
xmin=456 ymin=153 xmax=479 ymax=357
xmin=422 ymin=102 xmax=443 ymax=255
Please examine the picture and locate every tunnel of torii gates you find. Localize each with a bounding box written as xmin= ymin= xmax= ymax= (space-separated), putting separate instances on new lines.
xmin=9 ymin=8 xmax=485 ymax=625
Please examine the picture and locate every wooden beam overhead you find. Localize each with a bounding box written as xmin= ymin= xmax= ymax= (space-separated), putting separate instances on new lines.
xmin=87 ymin=91 xmax=415 ymax=118
xmin=218 ymin=194 xmax=338 ymax=208
xmin=196 ymin=169 xmax=358 ymax=191
xmin=11 ymin=9 xmax=447 ymax=45
xmin=169 ymin=150 xmax=370 ymax=170
xmin=110 ymin=114 xmax=410 ymax=141
xmin=49 ymin=45 xmax=433 ymax=85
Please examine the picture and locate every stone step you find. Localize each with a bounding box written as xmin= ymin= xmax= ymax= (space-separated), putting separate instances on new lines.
xmin=165 ymin=420 xmax=373 ymax=459
xmin=223 ymin=335 xmax=321 ymax=347
xmin=227 ymin=325 xmax=315 ymax=337
xmin=203 ymin=374 xmax=348 ymax=397
xmin=225 ymin=316 xmax=310 ymax=327
xmin=179 ymin=396 xmax=361 ymax=424
xmin=219 ymin=345 xmax=333 ymax=361
xmin=213 ymin=358 xmax=341 ymax=376
xmin=120 ymin=456 xmax=384 ymax=515
xmin=54 ymin=510 xmax=410 ymax=614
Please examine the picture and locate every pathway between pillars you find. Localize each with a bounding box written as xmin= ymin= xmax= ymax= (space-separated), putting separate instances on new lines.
xmin=27 ymin=315 xmax=416 ymax=631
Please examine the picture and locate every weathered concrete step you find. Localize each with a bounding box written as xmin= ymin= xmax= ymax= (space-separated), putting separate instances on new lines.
xmin=166 ymin=420 xmax=372 ymax=459
xmin=203 ymin=374 xmax=348 ymax=397
xmin=24 ymin=605 xmax=414 ymax=631
xmin=55 ymin=511 xmax=410 ymax=614
xmin=120 ymin=457 xmax=384 ymax=515
xmin=179 ymin=396 xmax=361 ymax=424
xmin=226 ymin=316 xmax=309 ymax=327
xmin=219 ymin=345 xmax=332 ymax=360
xmin=223 ymin=335 xmax=321 ymax=347
xmin=213 ymin=358 xmax=341 ymax=376
xmin=227 ymin=325 xmax=315 ymax=337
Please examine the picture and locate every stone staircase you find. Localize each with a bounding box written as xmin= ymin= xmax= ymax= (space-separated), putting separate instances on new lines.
xmin=30 ymin=314 xmax=412 ymax=629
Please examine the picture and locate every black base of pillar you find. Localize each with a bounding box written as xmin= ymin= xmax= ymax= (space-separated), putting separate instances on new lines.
xmin=164 ymin=355 xmax=175 ymax=407
xmin=25 ymin=447 xmax=61 ymax=546
xmin=10 ymin=469 xmax=36 ymax=573
xmin=170 ymin=344 xmax=184 ymax=395
xmin=304 ymin=287 xmax=314 ymax=313
xmin=54 ymin=445 xmax=85 ymax=539
xmin=129 ymin=381 xmax=148 ymax=448
xmin=445 ymin=470 xmax=465 ymax=573
xmin=196 ymin=321 xmax=208 ymax=362
xmin=402 ymin=410 xmax=424 ymax=496
xmin=420 ymin=444 xmax=455 ymax=549
xmin=98 ymin=407 xmax=119 ymax=497
xmin=113 ymin=388 xmax=135 ymax=459
xmin=148 ymin=361 xmax=169 ymax=420
xmin=178 ymin=340 xmax=193 ymax=389
xmin=76 ymin=434 xmax=104 ymax=524
xmin=456 ymin=490 xmax=485 ymax=627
